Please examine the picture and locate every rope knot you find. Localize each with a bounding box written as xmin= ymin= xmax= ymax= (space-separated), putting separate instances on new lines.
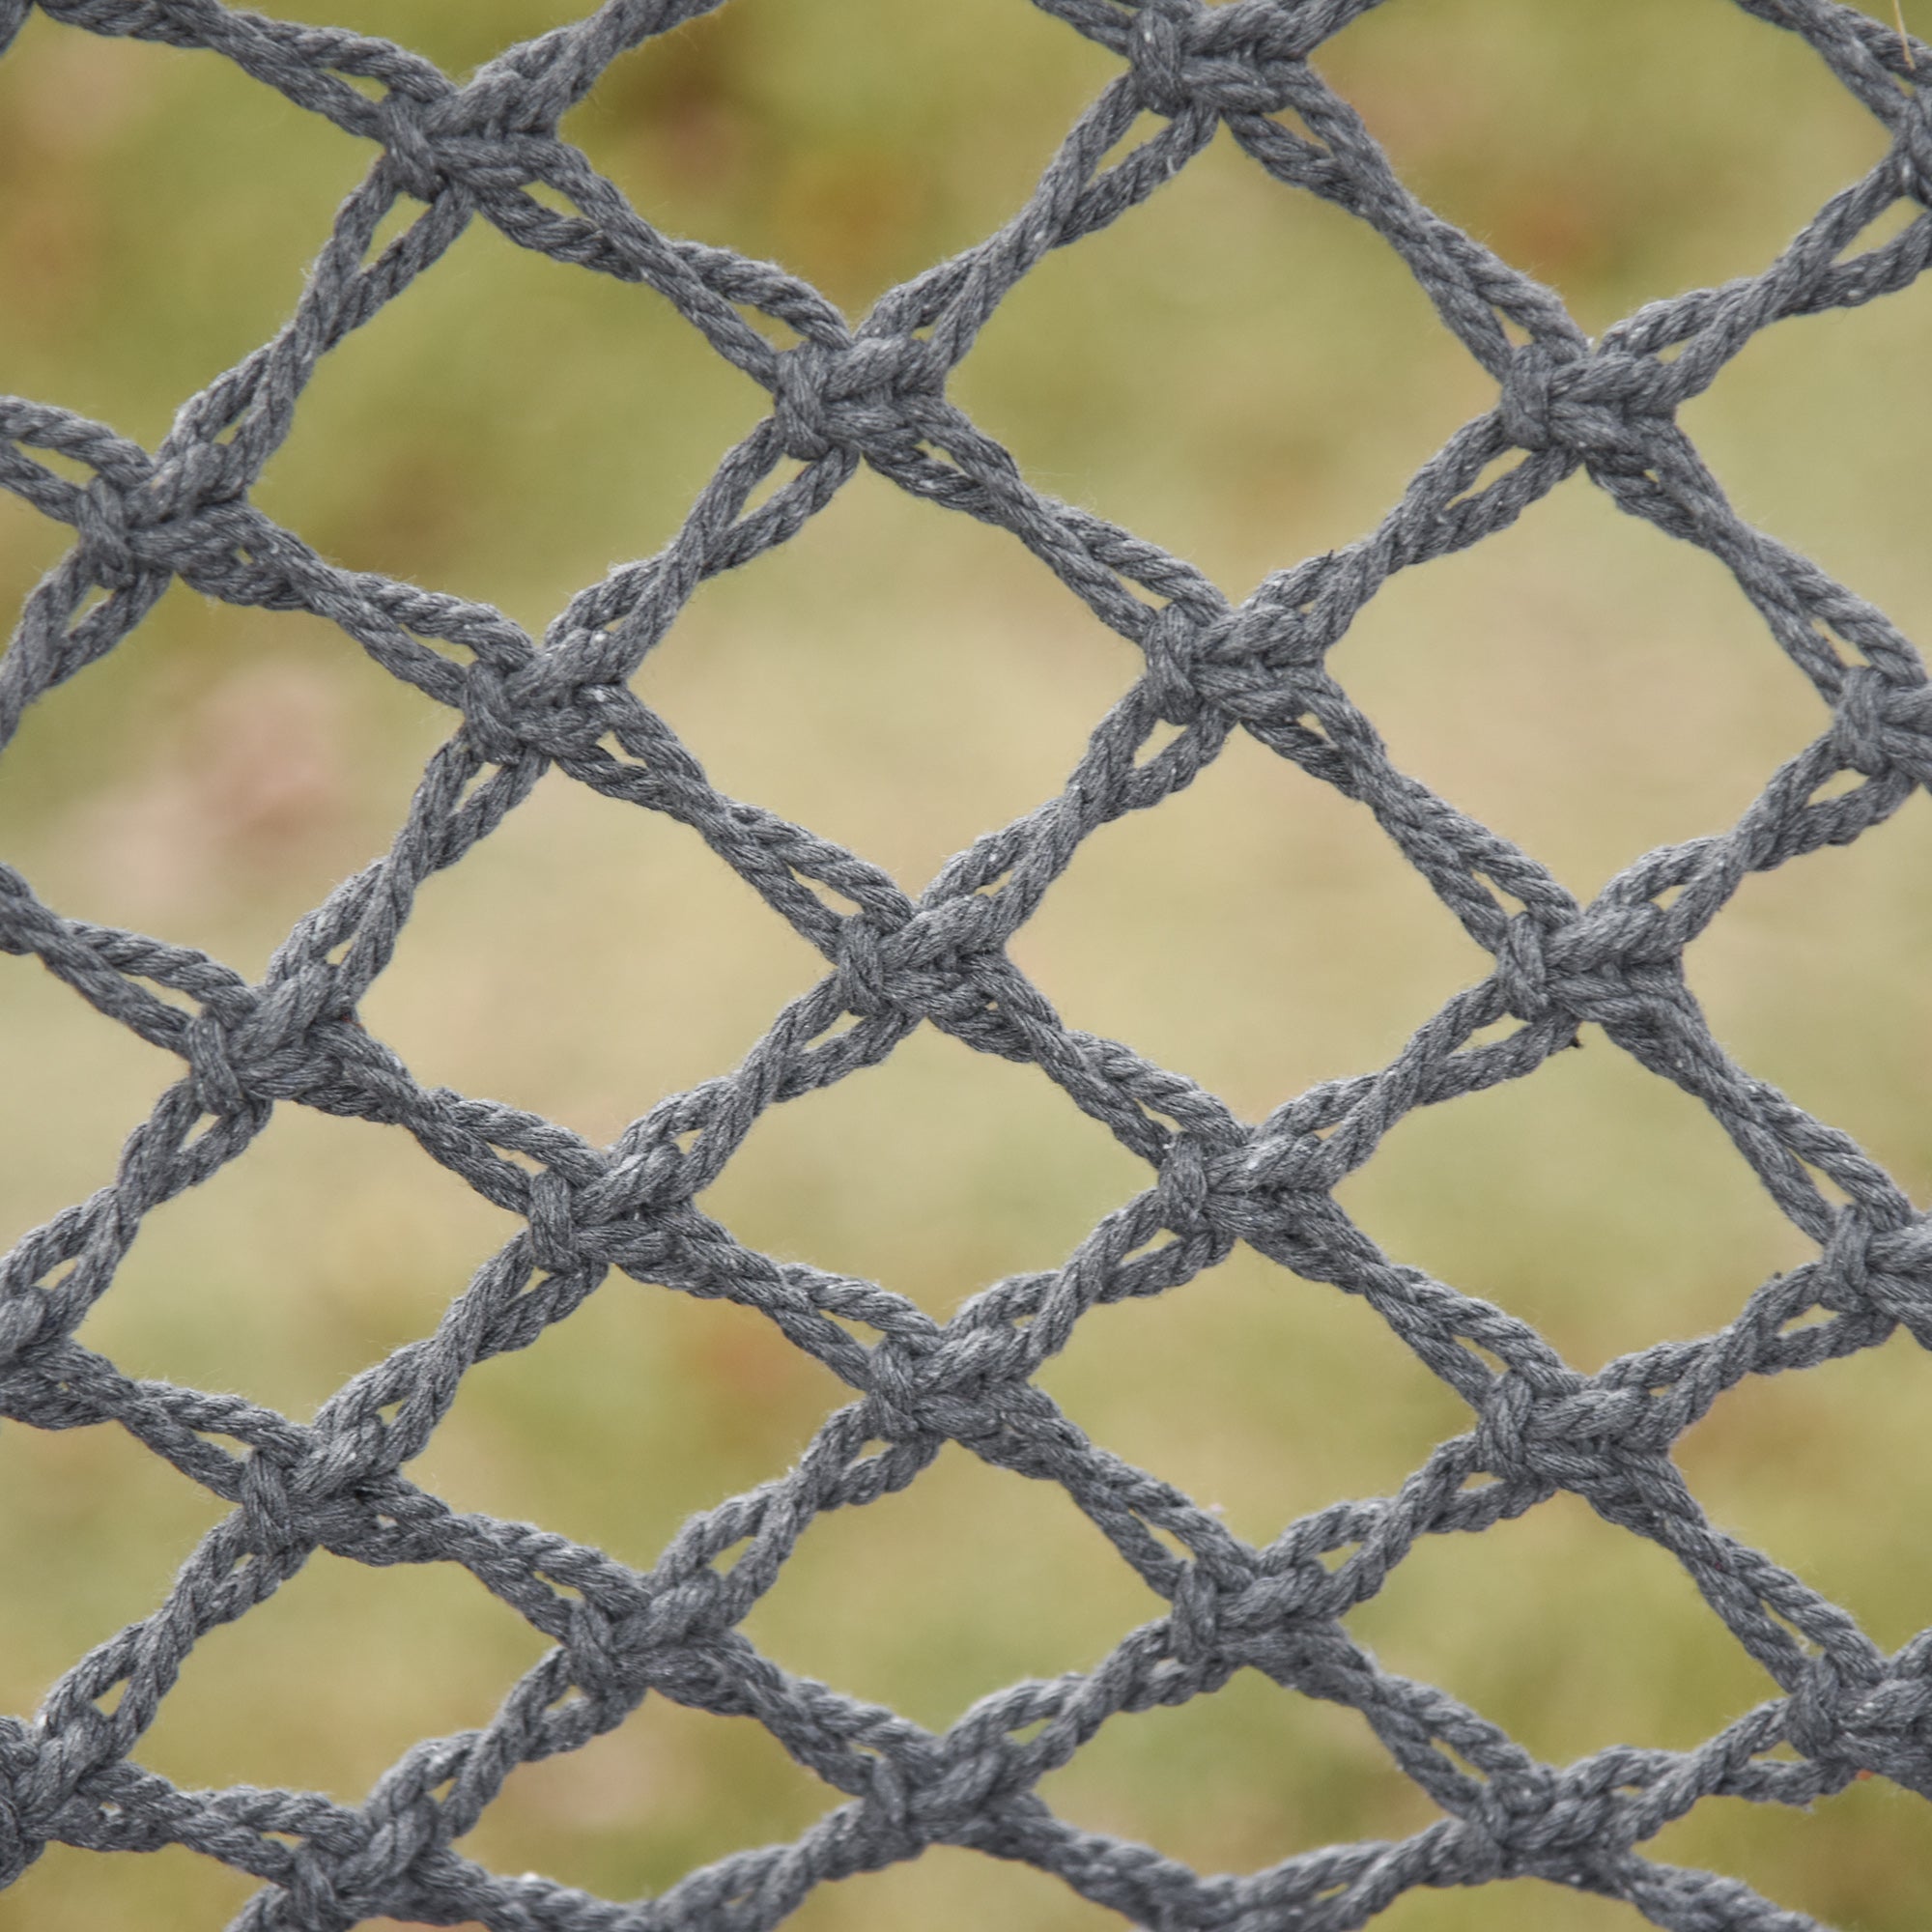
xmin=1498 ymin=343 xmax=1670 ymax=471
xmin=1130 ymin=0 xmax=1193 ymax=117
xmin=1156 ymin=1131 xmax=1210 ymax=1236
xmin=1496 ymin=341 xmax=1572 ymax=454
xmin=1167 ymin=1561 xmax=1236 ymax=1677
xmin=771 ymin=334 xmax=940 ymax=463
xmin=1828 ymin=1653 xmax=1932 ymax=1797
xmin=1512 ymin=898 xmax=1683 ymax=1032
xmin=75 ymin=477 xmax=138 ymax=591
xmin=1867 ymin=1215 xmax=1932 ymax=1350
xmin=0 ymin=1284 xmax=60 ymax=1379
xmin=1829 ymin=665 xmax=1932 ymax=781
xmin=377 ymin=98 xmax=445 ymax=202
xmin=0 ymin=1719 xmax=42 ymax=1889
xmin=1475 ymin=1764 xmax=1621 ymax=1875
xmin=1141 ymin=602 xmax=1218 ymax=724
xmin=239 ymin=1445 xmax=305 ymax=1556
xmin=836 ymin=915 xmax=899 ymax=1018
xmin=0 ymin=2 xmax=30 ymax=62
xmin=771 ymin=342 xmax=838 ymax=464
xmin=1129 ymin=0 xmax=1302 ymax=119
xmin=867 ymin=1327 xmax=976 ymax=1440
xmin=185 ymin=1010 xmax=248 ymax=1117
xmin=1494 ymin=914 xmax=1553 ymax=1023
xmin=1474 ymin=1371 xmax=1548 ymax=1493
xmin=1833 ymin=665 xmax=1890 ymax=777
xmin=460 ymin=661 xmax=531 ymax=765
xmin=1786 ymin=1649 xmax=1888 ymax=1766
xmin=526 ymin=1166 xmax=582 ymax=1275
xmin=1897 ymin=89 xmax=1932 ymax=209
xmin=1820 ymin=1205 xmax=1875 ymax=1315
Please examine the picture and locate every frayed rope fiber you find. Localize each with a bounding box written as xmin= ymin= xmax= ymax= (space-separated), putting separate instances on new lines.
xmin=4 ymin=0 xmax=1932 ymax=1926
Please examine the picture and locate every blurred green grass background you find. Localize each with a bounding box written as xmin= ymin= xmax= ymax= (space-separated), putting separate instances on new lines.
xmin=3 ymin=0 xmax=1932 ymax=1925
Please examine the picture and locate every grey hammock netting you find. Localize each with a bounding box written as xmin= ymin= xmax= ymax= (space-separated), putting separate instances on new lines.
xmin=4 ymin=0 xmax=1932 ymax=1925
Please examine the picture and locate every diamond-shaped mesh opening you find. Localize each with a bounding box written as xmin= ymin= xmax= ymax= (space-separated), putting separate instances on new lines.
xmin=1647 ymin=1771 xmax=1932 ymax=1930
xmin=0 ymin=585 xmax=452 ymax=984
xmin=1646 ymin=1770 xmax=1932 ymax=1932
xmin=782 ymin=1845 xmax=1129 ymax=1932
xmin=956 ymin=111 xmax=1501 ymax=582
xmin=1685 ymin=780 xmax=1932 ymax=1203
xmin=463 ymin=1694 xmax=834 ymax=1907
xmin=1676 ymin=1332 xmax=1932 ymax=1653
xmin=416 ymin=1284 xmax=829 ymax=1566
xmin=1014 ymin=724 xmax=1498 ymax=1115
xmin=1364 ymin=1882 xmax=1655 ymax=1930
xmin=4 ymin=0 xmax=1931 ymax=1923
xmin=740 ymin=1442 xmax=1164 ymax=1728
xmin=640 ymin=465 xmax=1137 ymax=885
xmin=1038 ymin=1666 xmax=1438 ymax=1870
xmin=70 ymin=1103 xmax=518 ymax=1418
xmin=1037 ymin=1242 xmax=1468 ymax=1545
xmin=242 ymin=0 xmax=563 ymax=80
xmin=1347 ymin=1491 xmax=1781 ymax=1767
xmin=255 ymin=213 xmax=765 ymax=626
xmin=698 ymin=1022 xmax=1153 ymax=1308
xmin=1337 ymin=1032 xmax=1815 ymax=1367
xmin=0 ymin=1421 xmax=225 ymax=1719
xmin=29 ymin=652 xmax=410 ymax=952
xmin=1336 ymin=470 xmax=1833 ymax=888
xmin=564 ymin=0 xmax=1121 ymax=321
xmin=7 ymin=1842 xmax=259 ymax=1932
xmin=0 ymin=952 xmax=177 ymax=1251
xmin=355 ymin=760 xmax=834 ymax=1143
xmin=130 ymin=1555 xmax=550 ymax=1800
xmin=0 ymin=16 xmax=369 ymax=441
xmin=1678 ymin=267 xmax=1932 ymax=618
xmin=1323 ymin=0 xmax=1895 ymax=332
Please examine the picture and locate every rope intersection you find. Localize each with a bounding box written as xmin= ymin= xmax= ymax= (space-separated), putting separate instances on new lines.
xmin=3 ymin=0 xmax=1931 ymax=1924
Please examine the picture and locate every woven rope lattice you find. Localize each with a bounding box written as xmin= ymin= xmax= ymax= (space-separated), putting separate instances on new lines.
xmin=3 ymin=0 xmax=1932 ymax=1924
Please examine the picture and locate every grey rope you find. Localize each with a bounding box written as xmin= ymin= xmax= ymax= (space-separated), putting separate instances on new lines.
xmin=3 ymin=0 xmax=1932 ymax=1926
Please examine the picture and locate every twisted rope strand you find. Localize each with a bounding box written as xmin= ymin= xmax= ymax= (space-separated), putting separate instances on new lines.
xmin=2 ymin=0 xmax=1929 ymax=1925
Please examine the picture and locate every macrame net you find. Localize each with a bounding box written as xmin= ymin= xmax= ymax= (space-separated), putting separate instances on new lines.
xmin=3 ymin=0 xmax=1932 ymax=1925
